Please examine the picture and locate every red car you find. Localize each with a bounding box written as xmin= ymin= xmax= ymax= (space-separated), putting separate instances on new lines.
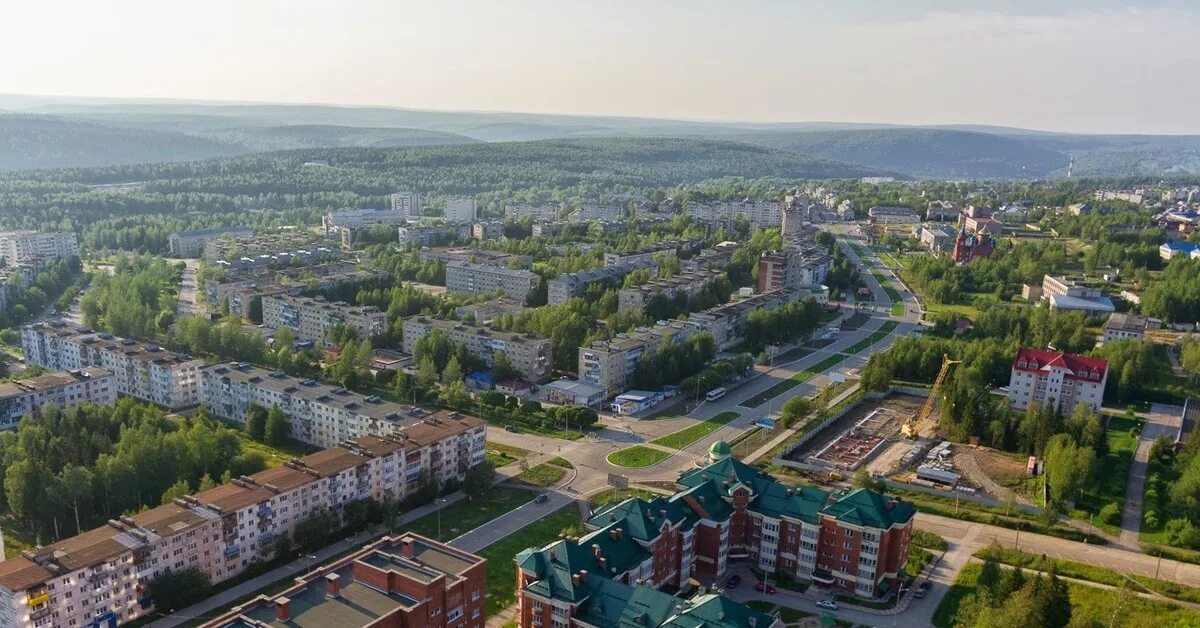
xmin=755 ymin=581 xmax=777 ymax=594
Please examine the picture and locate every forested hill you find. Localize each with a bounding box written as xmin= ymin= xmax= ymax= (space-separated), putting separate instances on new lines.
xmin=0 ymin=115 xmax=243 ymax=171
xmin=727 ymin=128 xmax=1071 ymax=179
xmin=10 ymin=137 xmax=889 ymax=192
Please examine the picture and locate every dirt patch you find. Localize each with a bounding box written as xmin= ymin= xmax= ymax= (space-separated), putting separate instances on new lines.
xmin=955 ymin=448 xmax=1035 ymax=504
xmin=784 ymin=393 xmax=924 ymax=467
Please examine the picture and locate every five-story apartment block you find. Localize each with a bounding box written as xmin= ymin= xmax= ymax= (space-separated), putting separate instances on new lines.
xmin=261 ymin=294 xmax=387 ymax=347
xmin=401 ymin=316 xmax=552 ymax=383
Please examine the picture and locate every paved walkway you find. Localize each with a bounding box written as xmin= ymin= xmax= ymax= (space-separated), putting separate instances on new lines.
xmin=1121 ymin=403 xmax=1182 ymax=548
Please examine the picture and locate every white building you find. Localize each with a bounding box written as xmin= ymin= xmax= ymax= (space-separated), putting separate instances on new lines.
xmin=401 ymin=316 xmax=552 ymax=383
xmin=201 ymin=363 xmax=466 ymax=449
xmin=261 ymin=294 xmax=387 ymax=347
xmin=445 ymin=198 xmax=478 ymax=223
xmin=0 ymin=231 xmax=79 ymax=264
xmin=169 ymin=226 xmax=252 ymax=258
xmin=504 ymin=202 xmax=560 ymax=222
xmin=444 ymin=260 xmax=539 ymax=302
xmin=0 ymin=368 xmax=115 ymax=430
xmin=390 ymin=192 xmax=422 ymax=219
xmin=322 ymin=208 xmax=408 ymax=236
xmin=686 ymin=200 xmax=782 ymax=229
xmin=1007 ymin=347 xmax=1108 ymax=415
xmin=578 ymin=320 xmax=698 ymax=396
xmin=1102 ymin=313 xmax=1147 ymax=345
xmin=0 ymin=418 xmax=484 ymax=628
xmin=21 ymin=322 xmax=203 ymax=409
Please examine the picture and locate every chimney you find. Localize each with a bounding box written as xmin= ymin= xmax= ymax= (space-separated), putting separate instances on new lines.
xmin=572 ymin=574 xmax=581 ymax=587
xmin=325 ymin=573 xmax=341 ymax=597
xmin=610 ymin=528 xmax=623 ymax=541
xmin=592 ymin=544 xmax=602 ymax=558
xmin=599 ymin=556 xmax=607 ymax=571
xmin=660 ymin=509 xmax=667 ymax=519
xmin=885 ymin=499 xmax=897 ymax=511
xmin=579 ymin=570 xmax=588 ymax=583
xmin=275 ymin=596 xmax=292 ymax=622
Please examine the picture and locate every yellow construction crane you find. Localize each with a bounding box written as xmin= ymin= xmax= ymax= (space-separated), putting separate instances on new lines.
xmin=902 ymin=354 xmax=961 ymax=438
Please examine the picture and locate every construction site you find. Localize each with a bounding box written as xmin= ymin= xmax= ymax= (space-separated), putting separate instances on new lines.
xmin=785 ymin=393 xmax=925 ymax=472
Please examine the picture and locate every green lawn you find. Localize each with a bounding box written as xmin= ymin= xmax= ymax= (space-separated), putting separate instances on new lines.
xmin=547 ymin=456 xmax=574 ymax=469
xmin=478 ymin=506 xmax=582 ymax=616
xmin=485 ymin=441 xmax=530 ymax=467
xmin=404 ymin=487 xmax=533 ymax=542
xmin=515 ymin=463 xmax=566 ymax=487
xmin=607 ymin=445 xmax=672 ymax=468
xmin=934 ymin=562 xmax=1200 ymax=628
xmin=739 ymin=354 xmax=847 ymax=408
xmin=844 ymin=321 xmax=899 ymax=354
xmin=1068 ymin=416 xmax=1137 ymax=534
xmin=650 ymin=412 xmax=741 ymax=449
xmin=228 ymin=430 xmax=320 ymax=469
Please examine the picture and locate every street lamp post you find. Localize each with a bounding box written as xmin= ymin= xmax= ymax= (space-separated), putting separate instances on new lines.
xmin=436 ymin=497 xmax=448 ymax=539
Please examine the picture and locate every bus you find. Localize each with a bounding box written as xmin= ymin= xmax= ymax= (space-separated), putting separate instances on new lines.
xmin=705 ymin=387 xmax=727 ymax=402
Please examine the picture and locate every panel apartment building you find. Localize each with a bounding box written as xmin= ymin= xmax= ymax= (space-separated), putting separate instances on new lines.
xmin=0 ymin=368 xmax=115 ymax=430
xmin=262 ymin=294 xmax=387 ymax=347
xmin=21 ymin=322 xmax=203 ymax=410
xmin=0 ymin=231 xmax=79 ymax=264
xmin=617 ymin=269 xmax=726 ymax=313
xmin=390 ymin=192 xmax=423 ymax=218
xmin=168 ymin=226 xmax=252 ymax=258
xmin=199 ymin=534 xmax=486 ymax=628
xmin=757 ymin=246 xmax=830 ymax=293
xmin=445 ymin=198 xmax=478 ymax=223
xmin=1008 ymin=347 xmax=1108 ymax=415
xmin=686 ymin=199 xmax=782 ymax=229
xmin=0 ymin=424 xmax=485 ymax=628
xmin=444 ymin=261 xmax=540 ymax=302
xmin=688 ymin=289 xmax=794 ymax=351
xmin=200 ymin=362 xmax=486 ymax=451
xmin=504 ymin=202 xmax=560 ymax=222
xmin=547 ymin=260 xmax=655 ymax=305
xmin=578 ymin=320 xmax=696 ymax=396
xmin=402 ymin=316 xmax=552 ymax=383
xmin=514 ymin=450 xmax=913 ymax=628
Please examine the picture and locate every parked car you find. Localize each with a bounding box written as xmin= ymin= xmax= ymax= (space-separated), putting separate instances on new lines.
xmin=504 ymin=424 xmax=518 ymax=433
xmin=535 ymin=493 xmax=549 ymax=504
xmin=755 ymin=581 xmax=776 ymax=594
xmin=726 ymin=575 xmax=741 ymax=589
xmin=815 ymin=600 xmax=839 ymax=611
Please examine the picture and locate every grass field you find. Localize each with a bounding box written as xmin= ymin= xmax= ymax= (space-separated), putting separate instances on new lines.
xmin=515 ymin=463 xmax=566 ymax=487
xmin=650 ymin=412 xmax=741 ymax=449
xmin=485 ymin=441 xmax=530 ymax=467
xmin=478 ymin=506 xmax=582 ymax=615
xmin=739 ymin=354 xmax=847 ymax=408
xmin=404 ymin=487 xmax=534 ymax=542
xmin=844 ymin=321 xmax=899 ymax=354
xmin=933 ymin=563 xmax=1200 ymax=628
xmin=233 ymin=433 xmax=320 ymax=468
xmin=590 ymin=488 xmax=659 ymax=508
xmin=607 ymin=445 xmax=672 ymax=468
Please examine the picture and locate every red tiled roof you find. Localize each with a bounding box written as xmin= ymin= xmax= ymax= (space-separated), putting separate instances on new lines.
xmin=1012 ymin=347 xmax=1108 ymax=381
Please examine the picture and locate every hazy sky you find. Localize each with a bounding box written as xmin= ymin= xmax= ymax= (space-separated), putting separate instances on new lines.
xmin=4 ymin=0 xmax=1200 ymax=133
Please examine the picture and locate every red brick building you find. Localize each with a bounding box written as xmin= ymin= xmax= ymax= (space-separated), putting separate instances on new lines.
xmin=200 ymin=534 xmax=486 ymax=628
xmin=951 ymin=226 xmax=996 ymax=263
xmin=584 ymin=444 xmax=915 ymax=599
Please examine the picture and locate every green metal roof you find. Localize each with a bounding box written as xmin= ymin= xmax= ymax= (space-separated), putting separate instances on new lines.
xmin=708 ymin=440 xmax=732 ymax=457
xmin=819 ymin=487 xmax=916 ymax=528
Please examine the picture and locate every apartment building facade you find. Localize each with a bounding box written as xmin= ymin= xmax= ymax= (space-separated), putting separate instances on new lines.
xmin=200 ymin=534 xmax=486 ymax=628
xmin=504 ymin=202 xmax=560 ymax=222
xmin=445 ymin=198 xmax=478 ymax=223
xmin=578 ymin=320 xmax=697 ymax=396
xmin=323 ymin=208 xmax=409 ymax=237
xmin=547 ymin=260 xmax=655 ymax=305
xmin=687 ymin=200 xmax=782 ymax=229
xmin=0 ymin=424 xmax=484 ymax=628
xmin=390 ymin=192 xmax=422 ymax=219
xmin=567 ymin=203 xmax=625 ymax=222
xmin=168 ymin=226 xmax=252 ymax=258
xmin=617 ymin=269 xmax=726 ymax=313
xmin=1008 ymin=347 xmax=1108 ymax=415
xmin=21 ymin=322 xmax=203 ymax=410
xmin=201 ymin=231 xmax=330 ymax=263
xmin=0 ymin=231 xmax=79 ymax=264
xmin=262 ymin=294 xmax=387 ymax=347
xmin=867 ymin=206 xmax=920 ymax=224
xmin=0 ymin=368 xmax=116 ymax=430
xmin=401 ymin=316 xmax=552 ymax=383
xmin=200 ymin=362 xmax=486 ymax=451
xmin=688 ymin=290 xmax=794 ymax=350
xmin=444 ymin=261 xmax=540 ymax=302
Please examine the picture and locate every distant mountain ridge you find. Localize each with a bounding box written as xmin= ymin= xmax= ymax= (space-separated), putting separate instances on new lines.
xmin=2 ymin=95 xmax=1200 ymax=177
